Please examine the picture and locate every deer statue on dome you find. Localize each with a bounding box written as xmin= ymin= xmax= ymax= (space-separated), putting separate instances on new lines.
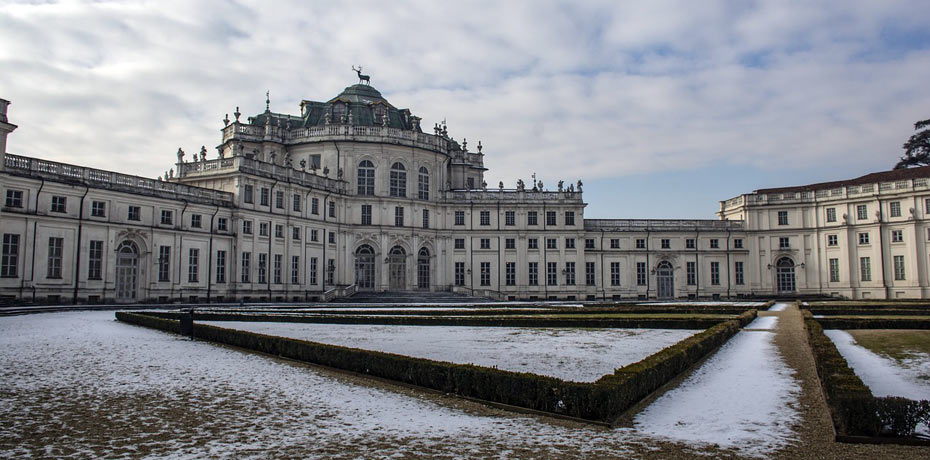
xmin=352 ymin=65 xmax=370 ymax=85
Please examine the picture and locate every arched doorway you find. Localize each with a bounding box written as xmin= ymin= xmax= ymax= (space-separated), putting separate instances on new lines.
xmin=388 ymin=246 xmax=406 ymax=290
xmin=417 ymin=248 xmax=430 ymax=289
xmin=354 ymin=245 xmax=375 ymax=290
xmin=656 ymin=261 xmax=674 ymax=299
xmin=115 ymin=241 xmax=139 ymax=302
xmin=776 ymin=257 xmax=796 ymax=293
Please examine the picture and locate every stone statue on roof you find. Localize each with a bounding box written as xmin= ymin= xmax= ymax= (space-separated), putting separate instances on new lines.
xmin=176 ymin=148 xmax=184 ymax=163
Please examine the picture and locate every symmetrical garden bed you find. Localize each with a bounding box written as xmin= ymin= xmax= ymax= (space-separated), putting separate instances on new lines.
xmin=117 ymin=306 xmax=756 ymax=424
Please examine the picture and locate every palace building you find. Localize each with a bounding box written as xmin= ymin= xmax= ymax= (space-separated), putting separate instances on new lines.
xmin=1 ymin=76 xmax=929 ymax=304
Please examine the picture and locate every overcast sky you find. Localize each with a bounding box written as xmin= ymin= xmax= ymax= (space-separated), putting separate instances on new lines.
xmin=2 ymin=1 xmax=929 ymax=218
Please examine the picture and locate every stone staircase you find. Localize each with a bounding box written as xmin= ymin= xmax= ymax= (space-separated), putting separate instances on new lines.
xmin=333 ymin=290 xmax=494 ymax=304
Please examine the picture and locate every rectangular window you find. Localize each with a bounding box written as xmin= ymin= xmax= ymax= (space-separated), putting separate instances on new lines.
xmin=5 ymin=189 xmax=23 ymax=208
xmin=480 ymin=238 xmax=491 ymax=249
xmin=310 ymin=229 xmax=318 ymax=242
xmin=710 ymin=239 xmax=719 ymax=249
xmin=505 ymin=211 xmax=515 ymax=226
xmin=258 ymin=253 xmax=267 ymax=284
xmin=480 ymin=262 xmax=491 ymax=286
xmin=546 ymin=238 xmax=557 ymax=249
xmin=311 ymin=197 xmax=319 ymax=215
xmin=611 ymin=239 xmax=620 ymax=249
xmin=293 ymin=194 xmax=301 ymax=212
xmin=860 ymin=257 xmax=871 ymax=282
xmin=857 ymin=204 xmax=867 ymax=220
xmin=291 ymin=255 xmax=300 ymax=284
xmin=585 ymin=239 xmax=595 ymax=249
xmin=894 ymin=255 xmax=906 ymax=281
xmin=565 ymin=238 xmax=575 ymax=249
xmin=292 ymin=226 xmax=301 ymax=240
xmin=395 ymin=206 xmax=404 ymax=227
xmin=241 ymin=252 xmax=251 ymax=283
xmin=87 ymin=240 xmax=103 ymax=280
xmin=128 ymin=206 xmax=140 ymax=221
xmin=779 ymin=237 xmax=790 ymax=249
xmin=454 ymin=210 xmax=465 ymax=226
xmin=505 ymin=238 xmax=515 ymax=249
xmin=217 ymin=217 xmax=228 ymax=231
xmin=188 ymin=248 xmax=199 ymax=283
xmin=527 ymin=211 xmax=538 ymax=226
xmin=327 ymin=259 xmax=335 ymax=285
xmin=686 ymin=238 xmax=695 ymax=249
xmin=158 ymin=246 xmax=171 ymax=282
xmin=890 ymin=201 xmax=901 ymax=218
xmin=454 ymin=238 xmax=465 ymax=250
xmin=528 ymin=262 xmax=538 ymax=286
xmin=686 ymin=261 xmax=696 ymax=285
xmin=777 ymin=210 xmax=788 ymax=225
xmin=422 ymin=209 xmax=429 ymax=229
xmin=480 ymin=211 xmax=490 ymax=226
xmin=735 ymin=261 xmax=744 ymax=285
xmin=91 ymin=201 xmax=106 ymax=217
xmin=455 ymin=262 xmax=465 ymax=286
xmin=260 ymin=187 xmax=269 ymax=206
xmin=636 ymin=262 xmax=646 ymax=286
xmin=610 ymin=262 xmax=620 ymax=286
xmin=2 ymin=234 xmax=20 ymax=278
xmin=216 ymin=250 xmax=226 ymax=283
xmin=275 ymin=224 xmax=284 ymax=238
xmin=528 ymin=238 xmax=538 ymax=250
xmin=827 ymin=234 xmax=838 ymax=246
xmin=328 ymin=201 xmax=336 ymax=218
xmin=328 ymin=232 xmax=336 ymax=244
xmin=47 ymin=237 xmax=63 ymax=279
xmin=636 ymin=239 xmax=646 ymax=249
xmin=733 ymin=239 xmax=743 ymax=249
xmin=565 ymin=262 xmax=575 ymax=285
xmin=191 ymin=214 xmax=202 ymax=228
xmin=585 ymin=262 xmax=595 ymax=286
xmin=661 ymin=239 xmax=670 ymax=249
xmin=309 ymin=257 xmax=318 ymax=285
xmin=275 ymin=191 xmax=284 ymax=209
xmin=858 ymin=232 xmax=870 ymax=245
xmin=565 ymin=211 xmax=575 ymax=226
xmin=891 ymin=229 xmax=904 ymax=243
xmin=243 ymin=184 xmax=253 ymax=204
xmin=826 ymin=208 xmax=836 ymax=223
xmin=829 ymin=258 xmax=839 ymax=282
xmin=926 ymin=198 xmax=930 ymax=214
xmin=361 ymin=204 xmax=372 ymax=225
xmin=710 ymin=261 xmax=720 ymax=285
xmin=259 ymin=222 xmax=269 ymax=237
xmin=273 ymin=254 xmax=282 ymax=284
xmin=547 ymin=262 xmax=558 ymax=286
xmin=505 ymin=262 xmax=515 ymax=286
xmin=51 ymin=195 xmax=66 ymax=213
xmin=546 ymin=211 xmax=556 ymax=226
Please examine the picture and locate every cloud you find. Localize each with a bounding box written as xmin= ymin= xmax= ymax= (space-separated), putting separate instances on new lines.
xmin=1 ymin=0 xmax=929 ymax=192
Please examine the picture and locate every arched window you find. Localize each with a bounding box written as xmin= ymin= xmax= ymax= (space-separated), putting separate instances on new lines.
xmin=776 ymin=257 xmax=796 ymax=293
xmin=355 ymin=244 xmax=375 ymax=289
xmin=418 ymin=166 xmax=429 ymax=200
xmin=417 ymin=247 xmax=430 ymax=289
xmin=390 ymin=162 xmax=406 ymax=197
xmin=357 ymin=160 xmax=375 ymax=195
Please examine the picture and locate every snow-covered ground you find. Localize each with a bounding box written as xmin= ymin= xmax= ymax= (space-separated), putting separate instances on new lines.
xmin=199 ymin=321 xmax=697 ymax=382
xmin=768 ymin=303 xmax=789 ymax=312
xmin=745 ymin=316 xmax=778 ymax=330
xmin=638 ymin=301 xmax=768 ymax=307
xmin=825 ymin=330 xmax=930 ymax=401
xmin=634 ymin=330 xmax=801 ymax=457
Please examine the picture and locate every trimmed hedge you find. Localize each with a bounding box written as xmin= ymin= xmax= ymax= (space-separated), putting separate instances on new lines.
xmin=116 ymin=309 xmax=755 ymax=423
xmin=815 ymin=317 xmax=930 ymax=330
xmin=804 ymin=312 xmax=930 ymax=439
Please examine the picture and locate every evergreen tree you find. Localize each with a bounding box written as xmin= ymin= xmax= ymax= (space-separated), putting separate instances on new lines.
xmin=895 ymin=118 xmax=930 ymax=169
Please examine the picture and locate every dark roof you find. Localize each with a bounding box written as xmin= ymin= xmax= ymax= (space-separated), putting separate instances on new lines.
xmin=755 ymin=165 xmax=930 ymax=194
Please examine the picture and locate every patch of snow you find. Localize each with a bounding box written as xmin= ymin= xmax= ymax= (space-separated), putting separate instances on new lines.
xmin=825 ymin=330 xmax=930 ymax=401
xmin=200 ymin=322 xmax=697 ymax=382
xmin=767 ymin=303 xmax=789 ymax=312
xmin=634 ymin=331 xmax=800 ymax=457
xmin=745 ymin=316 xmax=778 ymax=330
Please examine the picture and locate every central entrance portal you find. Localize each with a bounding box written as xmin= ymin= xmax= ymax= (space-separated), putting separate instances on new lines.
xmin=656 ymin=261 xmax=674 ymax=299
xmin=354 ymin=245 xmax=375 ymax=290
xmin=115 ymin=241 xmax=139 ymax=302
xmin=388 ymin=246 xmax=406 ymax=290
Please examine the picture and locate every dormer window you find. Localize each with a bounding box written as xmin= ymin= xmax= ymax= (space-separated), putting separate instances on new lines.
xmin=332 ymin=102 xmax=346 ymax=123
xmin=373 ymin=104 xmax=387 ymax=124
